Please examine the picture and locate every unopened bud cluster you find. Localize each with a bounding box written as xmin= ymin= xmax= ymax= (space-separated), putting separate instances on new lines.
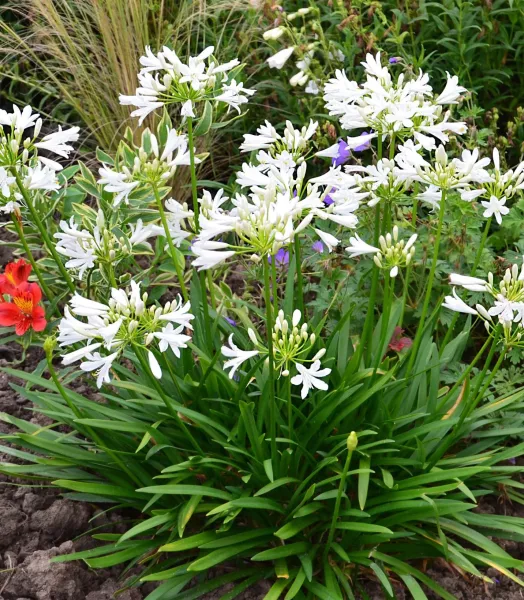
xmin=271 ymin=309 xmax=324 ymax=375
xmin=373 ymin=227 xmax=417 ymax=278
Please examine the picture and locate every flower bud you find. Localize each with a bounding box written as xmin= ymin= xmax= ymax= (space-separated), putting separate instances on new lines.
xmin=34 ymin=119 xmax=42 ymax=139
xmin=312 ymin=348 xmax=326 ymax=361
xmin=43 ymin=336 xmax=57 ymax=357
xmin=263 ymin=26 xmax=285 ymax=40
xmin=347 ymin=431 xmax=358 ymax=452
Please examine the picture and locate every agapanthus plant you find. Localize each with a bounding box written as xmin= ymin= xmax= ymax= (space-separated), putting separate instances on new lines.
xmin=3 ymin=45 xmax=524 ymax=600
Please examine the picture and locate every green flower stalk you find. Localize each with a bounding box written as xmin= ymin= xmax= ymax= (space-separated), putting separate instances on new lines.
xmin=325 ymin=432 xmax=358 ymax=557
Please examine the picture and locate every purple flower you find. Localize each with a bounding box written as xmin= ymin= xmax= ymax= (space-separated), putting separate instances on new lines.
xmin=509 ymin=457 xmax=517 ymax=465
xmin=225 ymin=316 xmax=237 ymax=327
xmin=389 ymin=57 xmax=400 ymax=64
xmin=332 ymin=139 xmax=351 ymax=167
xmin=312 ymin=241 xmax=324 ymax=253
xmin=353 ymin=131 xmax=372 ymax=152
xmin=268 ymin=248 xmax=290 ymax=266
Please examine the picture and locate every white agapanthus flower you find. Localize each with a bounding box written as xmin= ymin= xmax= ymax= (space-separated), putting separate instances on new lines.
xmin=323 ymin=52 xmax=467 ymax=149
xmin=346 ymin=226 xmax=417 ymax=277
xmin=192 ymin=159 xmax=330 ymax=270
xmin=221 ymin=310 xmax=331 ymax=397
xmin=120 ymin=45 xmax=255 ymax=124
xmin=240 ymin=119 xmax=318 ymax=167
xmin=0 ymin=104 xmax=78 ymax=173
xmin=0 ymin=104 xmax=80 ymax=212
xmin=0 ymin=104 xmax=41 ymax=133
xmin=0 ymin=167 xmax=16 ymax=198
xmin=458 ymin=147 xmax=524 ymax=223
xmin=291 ymin=361 xmax=331 ymax=399
xmin=54 ymin=212 xmax=160 ymax=279
xmin=481 ymin=195 xmax=509 ymax=224
xmin=486 ymin=147 xmax=524 ymax=201
xmin=98 ymin=127 xmax=197 ymax=207
xmin=444 ymin=261 xmax=524 ymax=347
xmin=222 ymin=334 xmax=260 ymax=379
xmin=23 ymin=164 xmax=60 ymax=191
xmin=346 ymin=158 xmax=408 ymax=207
xmin=58 ymin=281 xmax=194 ymax=387
xmin=34 ymin=125 xmax=80 ymax=159
xmin=394 ymin=144 xmax=492 ymax=198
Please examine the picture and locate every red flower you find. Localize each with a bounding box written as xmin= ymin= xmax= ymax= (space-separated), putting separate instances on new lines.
xmin=0 ymin=283 xmax=46 ymax=335
xmin=0 ymin=258 xmax=32 ymax=297
xmin=388 ymin=327 xmax=413 ymax=353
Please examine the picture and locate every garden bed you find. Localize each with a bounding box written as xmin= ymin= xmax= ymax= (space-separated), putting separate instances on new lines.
xmin=1 ymin=348 xmax=523 ymax=599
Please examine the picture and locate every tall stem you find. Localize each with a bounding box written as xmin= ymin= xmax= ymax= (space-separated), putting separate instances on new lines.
xmin=186 ymin=117 xmax=211 ymax=345
xmin=271 ymin=257 xmax=278 ymax=315
xmin=472 ymin=217 xmax=492 ymax=274
xmin=294 ymin=236 xmax=304 ymax=315
xmin=186 ymin=117 xmax=200 ymax=232
xmin=406 ymin=188 xmax=447 ymax=376
xmin=263 ymin=259 xmax=277 ymax=468
xmin=153 ymin=183 xmax=188 ymax=302
xmin=12 ymin=172 xmax=75 ymax=293
xmin=11 ymin=213 xmax=54 ymax=302
xmin=399 ymin=186 xmax=418 ymax=327
xmin=374 ymin=272 xmax=392 ymax=370
xmin=325 ymin=436 xmax=356 ymax=558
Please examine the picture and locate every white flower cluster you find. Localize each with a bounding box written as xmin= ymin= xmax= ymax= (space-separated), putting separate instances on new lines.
xmin=98 ymin=127 xmax=196 ymax=207
xmin=54 ymin=211 xmax=162 ymax=279
xmin=345 ymin=158 xmax=408 ymax=208
xmin=346 ymin=226 xmax=417 ymax=277
xmin=467 ymin=147 xmax=524 ymax=224
xmin=239 ymin=119 xmax=318 ymax=168
xmin=221 ymin=309 xmax=331 ymax=398
xmin=0 ymin=104 xmax=79 ymax=212
xmin=192 ymin=120 xmax=367 ymax=270
xmin=323 ymin=52 xmax=467 ymax=149
xmin=395 ymin=143 xmax=491 ymax=203
xmin=120 ymin=46 xmax=255 ymax=124
xmin=443 ymin=262 xmax=524 ymax=347
xmin=58 ymin=281 xmax=194 ymax=387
